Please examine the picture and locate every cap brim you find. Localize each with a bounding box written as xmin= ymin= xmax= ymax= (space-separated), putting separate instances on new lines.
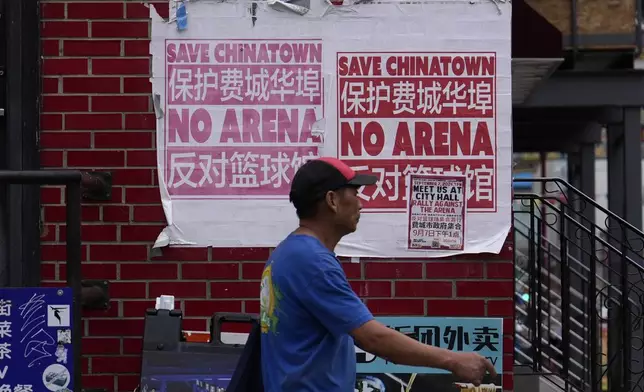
xmin=348 ymin=173 xmax=378 ymax=186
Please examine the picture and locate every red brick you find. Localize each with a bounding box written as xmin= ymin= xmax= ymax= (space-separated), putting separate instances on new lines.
xmin=41 ymin=263 xmax=57 ymax=280
xmin=60 ymin=262 xmax=118 ymax=280
xmin=102 ymin=188 xmax=127 ymax=205
xmin=351 ymin=281 xmax=391 ymax=297
xmin=91 ymin=21 xmax=149 ymax=38
xmin=122 ymin=300 xmax=170 ymax=318
xmin=44 ymin=205 xmax=100 ymax=222
xmin=82 ymin=375 xmax=115 ymax=390
xmin=42 ymin=78 xmax=59 ymax=94
xmin=40 ymin=224 xmax=57 ymax=242
xmin=102 ymin=205 xmax=131 ymax=222
xmin=184 ymin=300 xmax=242 ymax=317
xmin=210 ymin=282 xmax=257 ymax=299
xmin=126 ymin=3 xmax=153 ymax=18
xmin=60 ymin=224 xmax=117 ymax=242
xmin=245 ymin=300 xmax=260 ymax=314
xmin=63 ymin=40 xmax=121 ymax=56
xmin=41 ymin=187 xmax=62 ymax=204
xmin=395 ymin=281 xmax=453 ymax=297
xmin=503 ymin=316 xmax=514 ymax=332
xmin=41 ymin=282 xmax=66 ymax=288
xmin=124 ymin=187 xmax=161 ymax=204
xmin=150 ymin=2 xmax=170 ymax=19
xmin=367 ymin=299 xmax=424 ymax=315
xmin=133 ymin=205 xmax=165 ymax=222
xmin=426 ymin=299 xmax=485 ymax=316
xmin=124 ymin=40 xmax=150 ymax=56
xmin=487 ymin=300 xmax=514 ymax=317
xmin=40 ymin=132 xmax=91 ymax=149
xmin=126 ymin=150 xmax=156 ymax=166
xmin=63 ymin=77 xmax=121 ymax=94
xmin=342 ymin=262 xmax=362 ymax=279
xmin=82 ymin=337 xmax=121 ymax=355
xmin=84 ymin=263 xmax=118 ymax=280
xmin=241 ymin=263 xmax=264 ymax=279
xmin=42 ymin=40 xmax=60 ymax=56
xmin=110 ymin=282 xmax=147 ymax=299
xmin=42 ymin=21 xmax=89 ymax=38
xmin=456 ymin=281 xmax=514 ymax=298
xmin=211 ymin=247 xmax=270 ymax=262
xmin=365 ymin=262 xmax=423 ymax=279
xmin=118 ymin=375 xmax=141 ymax=391
xmin=41 ymin=244 xmax=88 ymax=262
xmin=82 ymin=301 xmax=120 ymax=318
xmin=182 ymin=263 xmax=239 ymax=280
xmin=42 ymin=58 xmax=88 ymax=75
xmin=111 ymin=168 xmax=154 ymax=186
xmin=67 ymin=150 xmax=125 ymax=167
xmin=42 ymin=95 xmax=89 ymax=112
xmin=486 ymin=262 xmax=513 ymax=279
xmin=41 ymin=113 xmax=63 ymax=130
xmin=41 ymin=3 xmax=65 ymax=19
xmin=425 ymin=262 xmax=484 ymax=278
xmin=92 ymin=96 xmax=149 ymax=112
xmin=220 ymin=319 xmax=253 ymax=333
xmin=67 ymin=2 xmax=124 ymax=19
xmin=122 ymin=338 xmax=143 ymax=354
xmin=124 ymin=77 xmax=151 ymax=93
xmin=121 ymin=224 xmax=164 ymax=242
xmin=95 ymin=131 xmax=152 ymax=149
xmin=40 ymin=151 xmax=64 ymax=167
xmin=93 ymin=58 xmax=150 ymax=75
xmin=149 ymin=281 xmax=207 ymax=298
xmin=66 ymin=113 xmax=122 ymax=130
xmin=89 ymin=244 xmax=149 ymax=262
xmin=151 ymin=247 xmax=208 ymax=262
xmin=92 ymin=356 xmax=141 ymax=374
xmin=125 ymin=113 xmax=156 ymax=130
xmin=504 ymin=337 xmax=513 ymax=353
xmin=121 ymin=263 xmax=178 ymax=280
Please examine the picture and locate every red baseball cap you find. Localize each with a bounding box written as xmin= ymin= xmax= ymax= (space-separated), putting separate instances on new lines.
xmin=289 ymin=157 xmax=377 ymax=206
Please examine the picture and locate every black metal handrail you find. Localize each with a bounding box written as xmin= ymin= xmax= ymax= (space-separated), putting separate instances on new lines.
xmin=0 ymin=170 xmax=83 ymax=392
xmin=513 ymin=177 xmax=644 ymax=392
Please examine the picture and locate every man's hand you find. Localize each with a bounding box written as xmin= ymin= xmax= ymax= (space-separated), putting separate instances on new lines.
xmin=447 ymin=352 xmax=497 ymax=386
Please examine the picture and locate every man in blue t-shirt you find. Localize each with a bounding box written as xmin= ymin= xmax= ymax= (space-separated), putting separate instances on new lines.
xmin=260 ymin=157 xmax=496 ymax=391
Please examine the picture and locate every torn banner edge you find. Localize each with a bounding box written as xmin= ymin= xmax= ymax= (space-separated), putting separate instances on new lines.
xmin=150 ymin=4 xmax=198 ymax=251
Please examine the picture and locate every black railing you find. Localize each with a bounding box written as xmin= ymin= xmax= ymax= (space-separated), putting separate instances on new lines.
xmin=513 ymin=177 xmax=644 ymax=392
xmin=0 ymin=170 xmax=83 ymax=392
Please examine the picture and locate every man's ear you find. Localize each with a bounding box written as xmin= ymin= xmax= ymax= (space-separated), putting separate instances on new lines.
xmin=324 ymin=190 xmax=339 ymax=213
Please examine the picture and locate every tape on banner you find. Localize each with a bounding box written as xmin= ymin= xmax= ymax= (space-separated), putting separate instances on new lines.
xmin=176 ymin=2 xmax=188 ymax=30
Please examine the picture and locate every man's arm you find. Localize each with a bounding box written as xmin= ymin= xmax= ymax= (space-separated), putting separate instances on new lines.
xmin=351 ymin=320 xmax=497 ymax=385
xmin=351 ymin=320 xmax=456 ymax=369
xmin=300 ymin=257 xmax=495 ymax=386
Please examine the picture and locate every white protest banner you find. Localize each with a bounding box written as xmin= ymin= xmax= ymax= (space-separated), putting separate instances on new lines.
xmin=150 ymin=0 xmax=512 ymax=258
xmin=408 ymin=175 xmax=466 ymax=251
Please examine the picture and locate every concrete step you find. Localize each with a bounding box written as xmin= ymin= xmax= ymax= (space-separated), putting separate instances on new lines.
xmin=514 ymin=365 xmax=570 ymax=392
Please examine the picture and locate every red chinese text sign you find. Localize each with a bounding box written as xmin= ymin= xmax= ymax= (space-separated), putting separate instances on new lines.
xmin=165 ymin=39 xmax=324 ymax=199
xmin=337 ymin=52 xmax=496 ymax=213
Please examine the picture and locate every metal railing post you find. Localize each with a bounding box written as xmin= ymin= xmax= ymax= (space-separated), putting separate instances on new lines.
xmin=0 ymin=170 xmax=83 ymax=392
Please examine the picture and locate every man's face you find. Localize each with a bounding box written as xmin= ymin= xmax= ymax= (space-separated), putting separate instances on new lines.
xmin=327 ymin=186 xmax=363 ymax=234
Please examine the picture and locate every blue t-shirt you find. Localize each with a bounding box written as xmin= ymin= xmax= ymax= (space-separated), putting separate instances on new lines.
xmin=260 ymin=234 xmax=374 ymax=392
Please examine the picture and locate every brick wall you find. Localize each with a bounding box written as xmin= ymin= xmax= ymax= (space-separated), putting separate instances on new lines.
xmin=39 ymin=1 xmax=515 ymax=391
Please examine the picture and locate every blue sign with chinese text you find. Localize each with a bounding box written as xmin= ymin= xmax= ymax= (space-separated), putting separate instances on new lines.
xmin=356 ymin=317 xmax=503 ymax=375
xmin=0 ymin=287 xmax=75 ymax=392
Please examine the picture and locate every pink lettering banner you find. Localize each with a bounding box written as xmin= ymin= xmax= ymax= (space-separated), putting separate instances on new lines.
xmin=150 ymin=1 xmax=512 ymax=258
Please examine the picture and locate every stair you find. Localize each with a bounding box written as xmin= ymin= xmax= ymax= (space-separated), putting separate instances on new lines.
xmin=512 ymin=178 xmax=644 ymax=392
